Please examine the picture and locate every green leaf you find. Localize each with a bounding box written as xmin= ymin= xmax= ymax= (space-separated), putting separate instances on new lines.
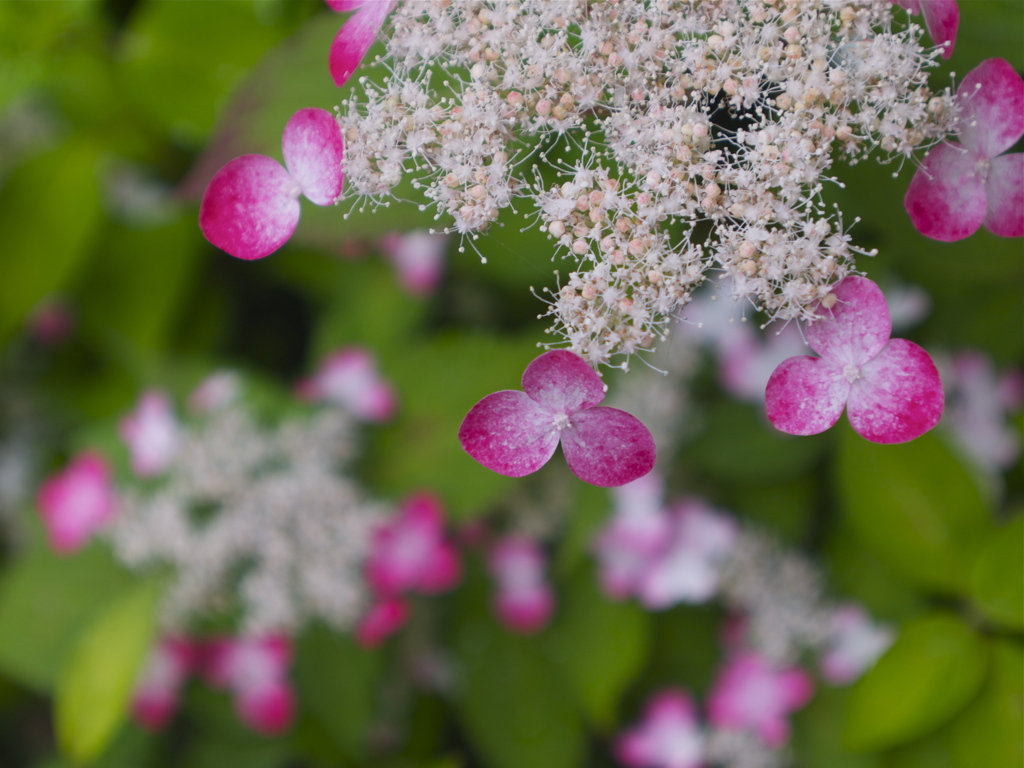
xmin=546 ymin=565 xmax=651 ymax=728
xmin=0 ymin=538 xmax=131 ymax=691
xmin=0 ymin=139 xmax=102 ymax=341
xmin=792 ymin=686 xmax=883 ymax=768
xmin=294 ymin=624 xmax=380 ymax=762
xmin=56 ymin=579 xmax=162 ymax=765
xmin=838 ymin=428 xmax=991 ymax=593
xmin=844 ymin=612 xmax=987 ymax=753
xmin=970 ymin=514 xmax=1024 ymax=630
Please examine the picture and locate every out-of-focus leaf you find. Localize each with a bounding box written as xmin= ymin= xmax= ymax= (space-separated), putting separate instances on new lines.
xmin=0 ymin=139 xmax=102 ymax=341
xmin=949 ymin=639 xmax=1023 ymax=768
xmin=56 ymin=579 xmax=162 ymax=764
xmin=838 ymin=428 xmax=991 ymax=593
xmin=453 ymin=565 xmax=585 ymax=768
xmin=295 ymin=624 xmax=380 ymax=762
xmin=792 ymin=686 xmax=883 ymax=768
xmin=843 ymin=612 xmax=987 ymax=753
xmin=970 ymin=514 xmax=1024 ymax=630
xmin=0 ymin=537 xmax=130 ymax=692
xmin=546 ymin=565 xmax=651 ymax=729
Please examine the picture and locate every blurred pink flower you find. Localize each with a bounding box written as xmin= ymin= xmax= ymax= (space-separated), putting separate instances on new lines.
xmin=132 ymin=637 xmax=200 ymax=731
xmin=380 ymin=230 xmax=449 ymax=295
xmin=488 ymin=536 xmax=554 ymax=633
xmin=120 ymin=390 xmax=179 ymax=477
xmin=944 ymin=351 xmax=1023 ymax=472
xmin=297 ymin=347 xmax=396 ymax=422
xmin=355 ymin=597 xmax=409 ymax=648
xmin=820 ymin=605 xmax=893 ymax=685
xmin=28 ymin=299 xmax=74 ymax=346
xmin=188 ymin=371 xmax=240 ymax=414
xmin=204 ymin=634 xmax=295 ymax=736
xmin=37 ymin=452 xmax=116 ymax=554
xmin=616 ymin=689 xmax=704 ymax=768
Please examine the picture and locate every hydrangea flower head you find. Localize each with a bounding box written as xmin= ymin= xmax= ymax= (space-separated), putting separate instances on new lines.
xmin=765 ymin=276 xmax=944 ymax=443
xmin=487 ymin=535 xmax=554 ymax=633
xmin=616 ymin=689 xmax=704 ymax=768
xmin=204 ymin=634 xmax=295 ymax=736
xmin=708 ymin=652 xmax=813 ymax=748
xmin=365 ymin=492 xmax=460 ymax=596
xmin=326 ymin=0 xmax=396 ymax=87
xmin=120 ymin=390 xmax=179 ymax=477
xmin=200 ymin=108 xmax=345 ymax=260
xmin=904 ymin=58 xmax=1024 ymax=241
xmin=891 ymin=0 xmax=959 ymax=59
xmin=37 ymin=452 xmax=117 ymax=554
xmin=296 ymin=346 xmax=396 ymax=422
xmin=459 ymin=350 xmax=656 ymax=487
xmin=819 ymin=605 xmax=894 ymax=685
xmin=132 ymin=637 xmax=199 ymax=731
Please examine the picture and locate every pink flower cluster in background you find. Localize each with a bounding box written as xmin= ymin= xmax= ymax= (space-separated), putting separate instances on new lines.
xmin=120 ymin=390 xmax=180 ymax=477
xmin=297 ymin=346 xmax=397 ymax=422
xmin=357 ymin=492 xmax=461 ymax=646
xmin=617 ymin=690 xmax=704 ymax=768
xmin=37 ymin=452 xmax=116 ymax=554
xmin=132 ymin=637 xmax=200 ymax=731
xmin=487 ymin=535 xmax=554 ymax=633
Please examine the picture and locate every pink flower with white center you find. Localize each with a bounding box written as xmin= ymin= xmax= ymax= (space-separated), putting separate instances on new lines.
xmin=765 ymin=276 xmax=944 ymax=444
xmin=296 ymin=347 xmax=396 ymax=422
xmin=904 ymin=58 xmax=1024 ymax=241
xmin=707 ymin=652 xmax=814 ymax=748
xmin=891 ymin=1 xmax=959 ymax=59
xmin=365 ymin=493 xmax=461 ymax=597
xmin=326 ymin=0 xmax=397 ymax=88
xmin=820 ymin=605 xmax=894 ymax=685
xmin=944 ymin=351 xmax=1023 ymax=472
xmin=593 ymin=473 xmax=672 ymax=600
xmin=132 ymin=637 xmax=199 ymax=731
xmin=188 ymin=371 xmax=240 ymax=414
xmin=120 ymin=390 xmax=179 ymax=477
xmin=37 ymin=452 xmax=116 ymax=554
xmin=637 ymin=500 xmax=737 ymax=610
xmin=199 ymin=108 xmax=345 ymax=260
xmin=616 ymin=690 xmax=704 ymax=768
xmin=488 ymin=536 xmax=554 ymax=633
xmin=355 ymin=597 xmax=409 ymax=648
xmin=205 ymin=635 xmax=295 ymax=736
xmin=459 ymin=350 xmax=656 ymax=488
xmin=380 ymin=230 xmax=448 ymax=295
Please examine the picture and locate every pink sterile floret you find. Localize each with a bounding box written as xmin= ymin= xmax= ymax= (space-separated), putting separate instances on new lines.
xmin=616 ymin=689 xmax=704 ymax=768
xmin=37 ymin=452 xmax=117 ymax=554
xmin=944 ymin=351 xmax=1023 ymax=472
xmin=905 ymin=58 xmax=1024 ymax=241
xmin=380 ymin=230 xmax=449 ymax=296
xmin=820 ymin=605 xmax=894 ymax=685
xmin=637 ymin=499 xmax=737 ymax=610
xmin=708 ymin=652 xmax=814 ymax=748
xmin=891 ymin=1 xmax=959 ymax=59
xmin=355 ymin=597 xmax=409 ymax=648
xmin=296 ymin=347 xmax=396 ymax=422
xmin=488 ymin=536 xmax=554 ymax=633
xmin=200 ymin=108 xmax=345 ymax=260
xmin=120 ymin=390 xmax=179 ymax=477
xmin=718 ymin=323 xmax=807 ymax=404
xmin=365 ymin=493 xmax=461 ymax=597
xmin=204 ymin=635 xmax=295 ymax=736
xmin=132 ymin=636 xmax=199 ymax=731
xmin=326 ymin=0 xmax=397 ymax=88
xmin=765 ymin=276 xmax=944 ymax=444
xmin=593 ymin=473 xmax=672 ymax=600
xmin=459 ymin=350 xmax=656 ymax=488
xmin=188 ymin=371 xmax=240 ymax=414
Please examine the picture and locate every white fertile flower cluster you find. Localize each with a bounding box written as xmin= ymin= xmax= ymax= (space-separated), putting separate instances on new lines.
xmin=108 ymin=406 xmax=386 ymax=634
xmin=339 ymin=0 xmax=952 ymax=367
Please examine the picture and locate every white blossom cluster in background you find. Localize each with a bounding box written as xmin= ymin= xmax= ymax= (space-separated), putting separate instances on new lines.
xmin=339 ymin=0 xmax=953 ymax=367
xmin=108 ymin=404 xmax=387 ymax=635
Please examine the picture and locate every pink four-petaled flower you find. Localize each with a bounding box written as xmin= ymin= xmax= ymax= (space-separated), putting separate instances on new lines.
xmin=707 ymin=652 xmax=813 ymax=748
xmin=120 ymin=390 xmax=180 ymax=477
xmin=904 ymin=58 xmax=1024 ymax=241
xmin=132 ymin=636 xmax=200 ymax=731
xmin=765 ymin=276 xmax=944 ymax=444
xmin=204 ymin=635 xmax=296 ymax=736
xmin=200 ymin=108 xmax=345 ymax=260
xmin=37 ymin=452 xmax=117 ymax=554
xmin=616 ymin=689 xmax=704 ymax=768
xmin=891 ymin=1 xmax=959 ymax=59
xmin=459 ymin=350 xmax=656 ymax=487
xmin=326 ymin=0 xmax=397 ymax=87
xmin=487 ymin=536 xmax=554 ymax=633
xmin=296 ymin=347 xmax=396 ymax=422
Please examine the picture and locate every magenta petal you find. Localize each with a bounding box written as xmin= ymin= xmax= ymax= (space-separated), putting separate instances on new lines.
xmin=985 ymin=153 xmax=1024 ymax=238
xmin=329 ymin=1 xmax=394 ymax=87
xmin=324 ymin=0 xmax=368 ymax=10
xmin=765 ymin=356 xmax=849 ymax=436
xmin=957 ymin=58 xmax=1024 ymax=158
xmin=846 ymin=339 xmax=944 ymax=444
xmin=459 ymin=390 xmax=560 ymax=477
xmin=807 ymin=276 xmax=892 ymax=365
xmin=199 ymin=155 xmax=300 ymax=260
xmin=559 ymin=407 xmax=656 ymax=487
xmin=919 ymin=0 xmax=958 ymax=58
xmin=281 ymin=108 xmax=345 ymax=206
xmin=904 ymin=141 xmax=987 ymax=242
xmin=522 ymin=350 xmax=606 ymax=413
